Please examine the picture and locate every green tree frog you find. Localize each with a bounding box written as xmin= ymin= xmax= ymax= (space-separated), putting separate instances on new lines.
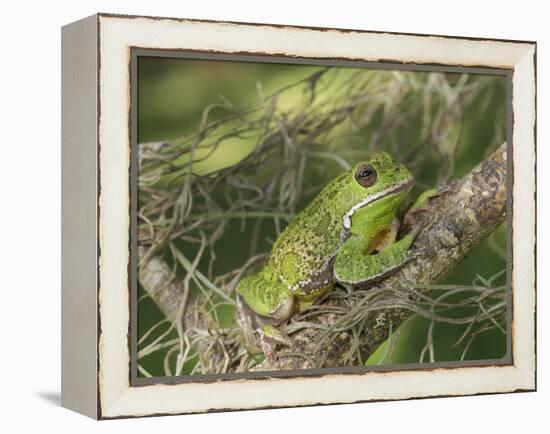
xmin=236 ymin=151 xmax=421 ymax=353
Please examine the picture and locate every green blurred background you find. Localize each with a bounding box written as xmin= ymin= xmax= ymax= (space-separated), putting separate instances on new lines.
xmin=137 ymin=56 xmax=508 ymax=376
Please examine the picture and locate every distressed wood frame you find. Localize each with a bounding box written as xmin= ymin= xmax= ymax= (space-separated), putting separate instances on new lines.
xmin=61 ymin=13 xmax=536 ymax=419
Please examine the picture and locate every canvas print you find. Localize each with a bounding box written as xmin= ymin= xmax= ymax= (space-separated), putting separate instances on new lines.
xmin=134 ymin=56 xmax=509 ymax=379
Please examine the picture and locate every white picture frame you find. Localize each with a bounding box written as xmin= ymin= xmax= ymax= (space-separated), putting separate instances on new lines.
xmin=61 ymin=13 xmax=536 ymax=419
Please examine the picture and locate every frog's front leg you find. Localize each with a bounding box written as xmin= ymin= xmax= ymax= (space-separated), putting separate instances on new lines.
xmin=333 ymin=231 xmax=416 ymax=287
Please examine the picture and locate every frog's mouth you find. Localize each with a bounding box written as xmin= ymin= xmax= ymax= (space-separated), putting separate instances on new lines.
xmin=342 ymin=177 xmax=414 ymax=230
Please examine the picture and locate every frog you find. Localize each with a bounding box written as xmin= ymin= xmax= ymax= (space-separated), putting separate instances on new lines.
xmin=236 ymin=151 xmax=424 ymax=355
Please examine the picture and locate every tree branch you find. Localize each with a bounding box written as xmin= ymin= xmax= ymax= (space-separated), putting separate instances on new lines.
xmin=139 ymin=142 xmax=507 ymax=372
xmin=257 ymin=142 xmax=507 ymax=370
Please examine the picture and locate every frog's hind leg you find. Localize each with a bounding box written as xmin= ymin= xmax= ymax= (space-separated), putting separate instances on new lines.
xmin=236 ymin=273 xmax=295 ymax=357
xmin=236 ymin=273 xmax=295 ymax=322
xmin=333 ymin=232 xmax=415 ymax=287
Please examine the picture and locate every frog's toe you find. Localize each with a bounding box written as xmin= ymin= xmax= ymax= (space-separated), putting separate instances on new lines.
xmin=259 ymin=324 xmax=292 ymax=346
xmin=256 ymin=324 xmax=292 ymax=358
xmin=410 ymin=188 xmax=439 ymax=213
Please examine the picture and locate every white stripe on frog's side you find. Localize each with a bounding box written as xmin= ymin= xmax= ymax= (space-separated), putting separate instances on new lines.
xmin=342 ymin=178 xmax=413 ymax=230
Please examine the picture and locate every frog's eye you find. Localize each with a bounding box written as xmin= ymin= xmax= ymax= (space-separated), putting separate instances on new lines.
xmin=355 ymin=164 xmax=377 ymax=188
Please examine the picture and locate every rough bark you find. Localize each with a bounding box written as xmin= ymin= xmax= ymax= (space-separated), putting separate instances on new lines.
xmin=139 ymin=142 xmax=507 ymax=371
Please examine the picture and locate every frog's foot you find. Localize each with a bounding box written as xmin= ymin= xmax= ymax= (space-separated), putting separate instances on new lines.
xmin=334 ymin=232 xmax=416 ymax=287
xmin=256 ymin=324 xmax=292 ymax=359
xmin=403 ymin=189 xmax=441 ymax=234
xmin=235 ymin=294 xmax=262 ymax=351
xmin=409 ymin=188 xmax=440 ymax=213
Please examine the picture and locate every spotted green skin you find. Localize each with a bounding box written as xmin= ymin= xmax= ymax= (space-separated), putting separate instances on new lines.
xmin=236 ymin=152 xmax=415 ymax=324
